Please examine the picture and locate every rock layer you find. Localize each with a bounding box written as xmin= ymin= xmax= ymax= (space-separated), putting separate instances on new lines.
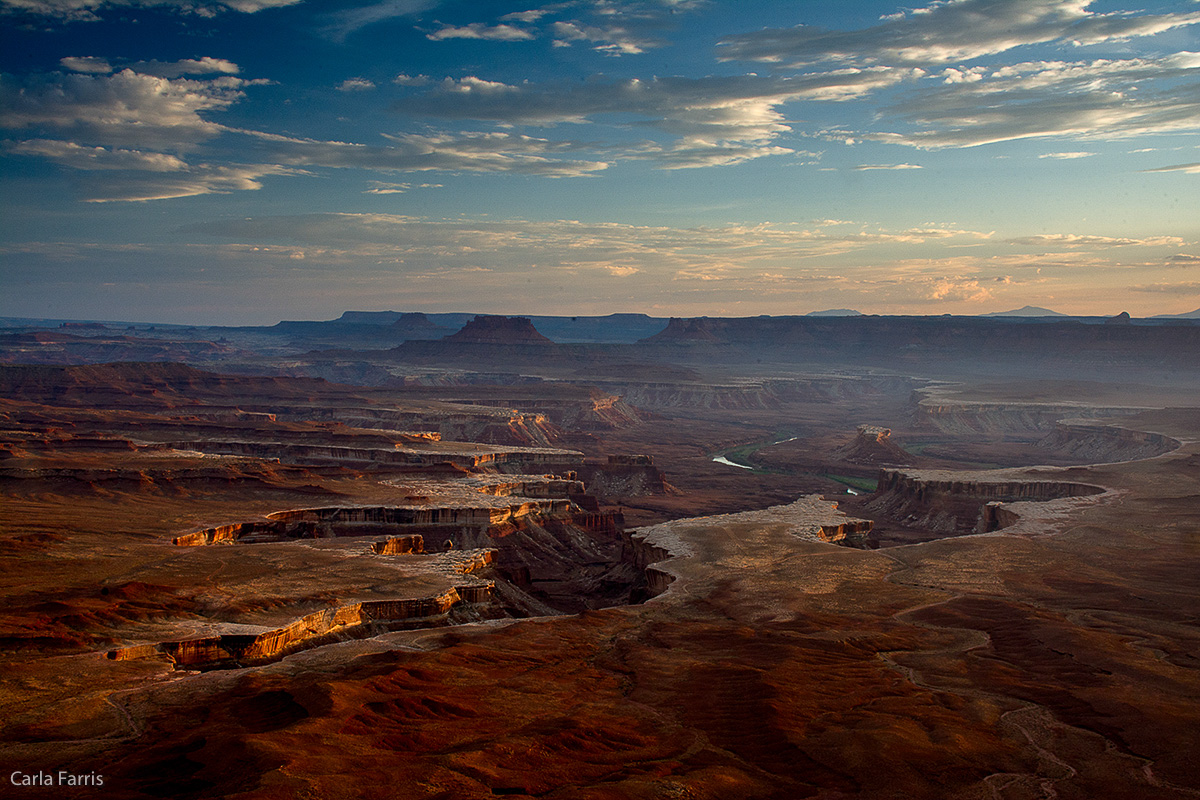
xmin=867 ymin=468 xmax=1105 ymax=534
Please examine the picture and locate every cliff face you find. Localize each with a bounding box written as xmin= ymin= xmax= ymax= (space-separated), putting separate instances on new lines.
xmin=915 ymin=401 xmax=1147 ymax=436
xmin=444 ymin=316 xmax=554 ymax=345
xmin=108 ymin=582 xmax=495 ymax=668
xmin=173 ymin=500 xmax=578 ymax=547
xmin=588 ymin=380 xmax=782 ymax=410
xmin=643 ymin=317 xmax=725 ymax=343
xmin=1036 ymin=423 xmax=1179 ymax=463
xmin=577 ymin=455 xmax=676 ymax=497
xmin=866 ymin=469 xmax=1105 ymax=534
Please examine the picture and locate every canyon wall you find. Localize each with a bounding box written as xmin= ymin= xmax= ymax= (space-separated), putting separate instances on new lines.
xmin=1036 ymin=422 xmax=1179 ymax=463
xmin=173 ymin=500 xmax=575 ymax=546
xmin=108 ymin=584 xmax=495 ymax=668
xmin=867 ymin=469 xmax=1105 ymax=534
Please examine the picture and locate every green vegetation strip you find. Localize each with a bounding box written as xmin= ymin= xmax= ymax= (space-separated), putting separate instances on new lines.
xmin=822 ymin=474 xmax=879 ymax=492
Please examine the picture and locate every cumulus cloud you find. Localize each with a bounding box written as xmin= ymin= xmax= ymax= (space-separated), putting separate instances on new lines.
xmin=0 ymin=69 xmax=614 ymax=198
xmin=1168 ymin=254 xmax=1200 ymax=264
xmin=551 ymin=20 xmax=659 ymax=55
xmin=426 ymin=22 xmax=534 ymax=41
xmin=338 ymin=78 xmax=377 ymax=91
xmin=927 ymin=277 xmax=993 ymax=303
xmin=59 ymin=56 xmax=241 ymax=77
xmin=59 ymin=56 xmax=112 ymax=73
xmin=0 ymin=70 xmax=247 ymax=150
xmin=393 ymin=73 xmax=431 ymax=86
xmin=131 ymin=58 xmax=241 ymax=78
xmin=718 ymin=0 xmax=1200 ymax=67
xmin=0 ymin=68 xmax=619 ymax=198
xmin=501 ymin=9 xmax=548 ymax=23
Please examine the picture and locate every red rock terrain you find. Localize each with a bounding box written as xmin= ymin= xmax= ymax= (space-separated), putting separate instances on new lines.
xmin=1 ymin=356 xmax=1198 ymax=799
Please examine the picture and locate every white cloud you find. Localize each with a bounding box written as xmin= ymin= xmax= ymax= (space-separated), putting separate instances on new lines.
xmin=927 ymin=277 xmax=992 ymax=303
xmin=1130 ymin=282 xmax=1200 ymax=295
xmin=851 ymin=163 xmax=923 ymax=170
xmin=138 ymin=58 xmax=241 ymax=78
xmin=0 ymin=69 xmax=615 ymax=195
xmin=940 ymin=67 xmax=985 ymax=84
xmin=393 ymin=73 xmax=431 ymax=86
xmin=0 ymin=70 xmax=247 ymax=150
xmin=185 ymin=214 xmax=997 ymax=270
xmin=1038 ymin=151 xmax=1095 ymax=159
xmin=501 ymin=9 xmax=548 ymax=23
xmin=626 ymin=141 xmax=799 ymax=169
xmin=238 ymin=129 xmax=611 ymax=177
xmin=78 ymin=163 xmax=301 ymax=202
xmin=1 ymin=0 xmax=299 ymax=21
xmin=718 ymin=0 xmax=1200 ymax=67
xmin=551 ymin=20 xmax=656 ymax=55
xmin=59 ymin=56 xmax=112 ymax=73
xmin=323 ymin=0 xmax=442 ymax=42
xmin=435 ymin=76 xmax=519 ymax=94
xmin=1142 ymin=162 xmax=1200 ymax=174
xmin=858 ymin=55 xmax=1200 ymax=149
xmin=397 ymin=70 xmax=916 ymax=150
xmin=427 ymin=22 xmax=535 ymax=41
xmin=5 ymin=139 xmax=188 ymax=171
xmin=59 ymin=56 xmax=241 ymax=78
xmin=338 ymin=78 xmax=377 ymax=92
xmin=1007 ymin=233 xmax=1186 ymax=247
xmin=363 ymin=180 xmax=442 ymax=194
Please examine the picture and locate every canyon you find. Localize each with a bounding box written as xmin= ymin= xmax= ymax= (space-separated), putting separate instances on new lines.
xmin=1 ymin=312 xmax=1198 ymax=799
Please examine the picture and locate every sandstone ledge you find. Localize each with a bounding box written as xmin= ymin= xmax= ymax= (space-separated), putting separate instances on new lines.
xmin=630 ymin=495 xmax=874 ymax=599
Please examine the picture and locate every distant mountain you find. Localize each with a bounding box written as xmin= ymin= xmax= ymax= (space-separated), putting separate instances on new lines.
xmin=806 ymin=309 xmax=863 ymax=317
xmin=336 ymin=310 xmax=406 ymax=325
xmin=982 ymin=306 xmax=1068 ymax=317
xmin=443 ymin=315 xmax=554 ymax=345
xmin=1151 ymin=308 xmax=1200 ymax=319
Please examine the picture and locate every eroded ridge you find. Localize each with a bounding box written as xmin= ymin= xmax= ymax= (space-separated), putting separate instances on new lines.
xmin=113 ymin=472 xmax=647 ymax=668
xmin=172 ymin=471 xmax=612 ymax=547
xmin=108 ymin=549 xmax=498 ymax=668
xmin=867 ymin=468 xmax=1106 ymax=535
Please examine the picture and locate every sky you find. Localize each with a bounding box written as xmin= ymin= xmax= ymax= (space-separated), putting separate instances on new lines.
xmin=1 ymin=0 xmax=1199 ymax=325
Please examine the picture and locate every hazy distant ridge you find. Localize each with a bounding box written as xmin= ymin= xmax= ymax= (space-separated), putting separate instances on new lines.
xmin=981 ymin=306 xmax=1067 ymax=317
xmin=1151 ymin=308 xmax=1200 ymax=319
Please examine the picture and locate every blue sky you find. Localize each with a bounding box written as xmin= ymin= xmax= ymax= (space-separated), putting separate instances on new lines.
xmin=1 ymin=0 xmax=1198 ymax=324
